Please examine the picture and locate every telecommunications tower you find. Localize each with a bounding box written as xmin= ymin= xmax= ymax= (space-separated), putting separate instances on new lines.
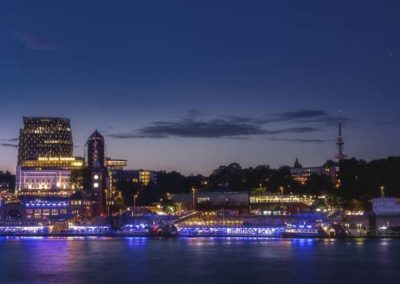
xmin=335 ymin=110 xmax=347 ymax=161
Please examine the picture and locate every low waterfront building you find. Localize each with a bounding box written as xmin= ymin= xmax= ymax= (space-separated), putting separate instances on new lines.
xmin=250 ymin=194 xmax=314 ymax=206
xmin=24 ymin=199 xmax=70 ymax=220
xmin=0 ymin=195 xmax=94 ymax=222
xmin=172 ymin=190 xmax=316 ymax=212
xmin=249 ymin=193 xmax=315 ymax=215
xmin=171 ymin=190 xmax=249 ymax=210
xmin=196 ymin=191 xmax=249 ymax=208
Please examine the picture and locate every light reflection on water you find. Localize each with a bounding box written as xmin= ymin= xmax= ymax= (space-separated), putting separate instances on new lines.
xmin=0 ymin=237 xmax=399 ymax=284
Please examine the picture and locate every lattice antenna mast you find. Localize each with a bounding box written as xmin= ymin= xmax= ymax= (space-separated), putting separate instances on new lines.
xmin=335 ymin=110 xmax=347 ymax=160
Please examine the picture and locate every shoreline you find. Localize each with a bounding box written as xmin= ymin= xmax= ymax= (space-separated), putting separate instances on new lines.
xmin=0 ymin=233 xmax=399 ymax=239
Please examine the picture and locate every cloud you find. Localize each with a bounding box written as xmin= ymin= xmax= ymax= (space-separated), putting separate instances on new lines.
xmin=110 ymin=118 xmax=265 ymax=138
xmin=11 ymin=32 xmax=59 ymax=50
xmin=187 ymin=109 xmax=206 ymax=118
xmin=272 ymin=110 xmax=327 ymax=121
xmin=109 ymin=117 xmax=319 ymax=139
xmin=108 ymin=108 xmax=348 ymax=140
xmin=1 ymin=137 xmax=19 ymax=142
xmin=271 ymin=109 xmax=351 ymax=126
xmin=269 ymin=137 xmax=332 ymax=144
xmin=1 ymin=143 xmax=18 ymax=148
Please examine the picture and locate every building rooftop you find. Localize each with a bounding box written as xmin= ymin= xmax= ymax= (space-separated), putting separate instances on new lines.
xmin=88 ymin=130 xmax=104 ymax=139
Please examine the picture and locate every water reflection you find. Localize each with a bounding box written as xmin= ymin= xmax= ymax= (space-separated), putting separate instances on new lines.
xmin=0 ymin=237 xmax=399 ymax=284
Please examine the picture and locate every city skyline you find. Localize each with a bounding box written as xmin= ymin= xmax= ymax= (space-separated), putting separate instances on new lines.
xmin=1 ymin=1 xmax=400 ymax=174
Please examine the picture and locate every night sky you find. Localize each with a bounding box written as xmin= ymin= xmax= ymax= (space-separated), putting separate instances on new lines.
xmin=0 ymin=0 xmax=399 ymax=175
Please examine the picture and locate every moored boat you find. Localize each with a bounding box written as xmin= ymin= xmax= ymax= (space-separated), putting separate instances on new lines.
xmin=282 ymin=224 xmax=326 ymax=238
xmin=148 ymin=224 xmax=179 ymax=238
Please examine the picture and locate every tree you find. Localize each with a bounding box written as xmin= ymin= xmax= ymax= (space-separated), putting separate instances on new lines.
xmin=304 ymin=174 xmax=334 ymax=195
xmin=117 ymin=180 xmax=141 ymax=206
xmin=208 ymin=163 xmax=245 ymax=190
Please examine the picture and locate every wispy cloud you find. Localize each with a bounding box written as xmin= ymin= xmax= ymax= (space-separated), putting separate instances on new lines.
xmin=108 ymin=108 xmax=348 ymax=140
xmin=1 ymin=143 xmax=18 ymax=148
xmin=11 ymin=32 xmax=59 ymax=50
xmin=109 ymin=118 xmax=266 ymax=139
xmin=1 ymin=137 xmax=18 ymax=142
xmin=270 ymin=109 xmax=351 ymax=126
xmin=109 ymin=116 xmax=319 ymax=139
xmin=269 ymin=137 xmax=333 ymax=144
xmin=272 ymin=110 xmax=327 ymax=121
xmin=187 ymin=109 xmax=206 ymax=118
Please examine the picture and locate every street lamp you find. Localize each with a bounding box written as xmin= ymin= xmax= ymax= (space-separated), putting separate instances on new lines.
xmin=192 ymin=187 xmax=196 ymax=211
xmin=380 ymin=185 xmax=385 ymax=198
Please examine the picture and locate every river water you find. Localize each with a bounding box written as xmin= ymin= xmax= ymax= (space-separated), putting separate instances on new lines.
xmin=0 ymin=237 xmax=398 ymax=284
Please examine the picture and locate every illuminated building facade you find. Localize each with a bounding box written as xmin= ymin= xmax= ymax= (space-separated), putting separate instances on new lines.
xmin=16 ymin=157 xmax=84 ymax=197
xmin=16 ymin=168 xmax=72 ymax=196
xmin=139 ymin=170 xmax=156 ymax=186
xmin=249 ymin=194 xmax=314 ymax=206
xmin=23 ymin=198 xmax=93 ymax=220
xmin=21 ymin=157 xmax=84 ymax=168
xmin=105 ymin=159 xmax=127 ymax=170
xmin=111 ymin=170 xmax=157 ymax=187
xmin=24 ymin=199 xmax=69 ymax=220
xmin=18 ymin=117 xmax=73 ymax=165
xmin=290 ymin=166 xmax=337 ymax=184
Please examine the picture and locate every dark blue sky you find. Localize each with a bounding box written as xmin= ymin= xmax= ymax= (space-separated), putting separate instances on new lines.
xmin=0 ymin=0 xmax=399 ymax=174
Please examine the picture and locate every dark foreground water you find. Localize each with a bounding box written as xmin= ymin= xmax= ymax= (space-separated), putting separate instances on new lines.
xmin=0 ymin=237 xmax=399 ymax=284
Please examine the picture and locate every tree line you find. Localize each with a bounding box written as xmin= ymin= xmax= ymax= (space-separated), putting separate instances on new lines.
xmin=67 ymin=156 xmax=400 ymax=210
xmin=133 ymin=157 xmax=400 ymax=210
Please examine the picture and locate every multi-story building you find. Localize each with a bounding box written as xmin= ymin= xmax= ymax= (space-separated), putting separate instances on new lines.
xmin=13 ymin=117 xmax=99 ymax=220
xmin=18 ymin=117 xmax=73 ymax=165
xmin=111 ymin=169 xmax=157 ymax=187
xmin=16 ymin=117 xmax=80 ymax=197
xmin=289 ymin=159 xmax=337 ymax=184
